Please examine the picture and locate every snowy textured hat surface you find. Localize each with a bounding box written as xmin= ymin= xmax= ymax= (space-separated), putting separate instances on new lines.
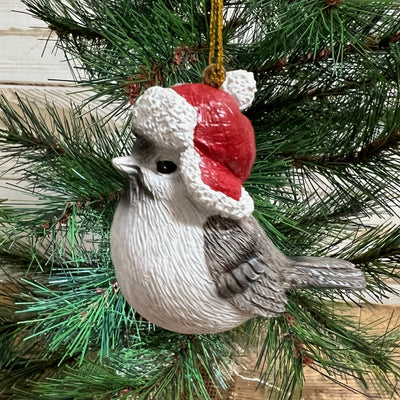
xmin=132 ymin=70 xmax=257 ymax=219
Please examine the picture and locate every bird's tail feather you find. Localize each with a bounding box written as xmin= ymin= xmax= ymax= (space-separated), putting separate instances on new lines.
xmin=288 ymin=256 xmax=366 ymax=291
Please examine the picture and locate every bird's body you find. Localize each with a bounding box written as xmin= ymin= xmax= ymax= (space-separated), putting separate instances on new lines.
xmin=111 ymin=174 xmax=250 ymax=334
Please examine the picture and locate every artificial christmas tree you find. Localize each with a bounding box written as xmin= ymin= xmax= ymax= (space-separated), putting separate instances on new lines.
xmin=1 ymin=0 xmax=400 ymax=399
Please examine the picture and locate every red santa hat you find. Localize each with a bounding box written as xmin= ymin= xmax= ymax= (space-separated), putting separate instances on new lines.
xmin=132 ymin=70 xmax=257 ymax=219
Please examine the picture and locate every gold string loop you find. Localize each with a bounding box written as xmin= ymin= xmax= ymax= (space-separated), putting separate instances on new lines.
xmin=204 ymin=0 xmax=225 ymax=88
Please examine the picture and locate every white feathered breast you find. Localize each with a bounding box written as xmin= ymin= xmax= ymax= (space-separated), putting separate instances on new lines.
xmin=110 ymin=191 xmax=250 ymax=334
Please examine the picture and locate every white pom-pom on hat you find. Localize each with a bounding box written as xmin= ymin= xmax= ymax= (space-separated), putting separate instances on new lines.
xmin=221 ymin=70 xmax=257 ymax=111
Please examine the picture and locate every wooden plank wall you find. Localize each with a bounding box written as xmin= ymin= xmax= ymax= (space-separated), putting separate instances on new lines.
xmin=0 ymin=2 xmax=399 ymax=399
xmin=0 ymin=0 xmax=72 ymax=84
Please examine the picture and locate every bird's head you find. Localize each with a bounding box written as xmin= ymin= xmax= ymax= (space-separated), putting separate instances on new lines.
xmin=113 ymin=71 xmax=258 ymax=219
xmin=112 ymin=134 xmax=187 ymax=202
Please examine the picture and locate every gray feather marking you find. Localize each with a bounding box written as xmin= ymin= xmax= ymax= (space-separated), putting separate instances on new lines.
xmin=232 ymin=267 xmax=250 ymax=287
xmin=240 ymin=261 xmax=262 ymax=281
xmin=225 ymin=273 xmax=243 ymax=294
xmin=203 ymin=215 xmax=291 ymax=316
xmin=247 ymin=258 xmax=266 ymax=274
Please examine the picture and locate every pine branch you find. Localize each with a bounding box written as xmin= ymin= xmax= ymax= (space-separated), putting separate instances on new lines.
xmin=282 ymin=128 xmax=400 ymax=167
xmin=0 ymin=95 xmax=129 ymax=207
xmin=21 ymin=0 xmax=400 ymax=115
xmin=0 ymin=274 xmax=76 ymax=398
xmin=1 ymin=210 xmax=132 ymax=364
xmin=254 ymin=31 xmax=400 ymax=78
xmin=248 ymin=56 xmax=400 ymax=219
xmin=250 ymin=47 xmax=400 ymax=123
xmin=234 ymin=0 xmax=400 ymax=71
xmin=288 ymin=295 xmax=400 ymax=396
xmin=24 ymin=334 xmax=235 ymax=400
xmin=23 ymin=0 xmax=106 ymax=41
xmin=350 ymin=228 xmax=400 ymax=266
xmin=334 ymin=224 xmax=400 ymax=297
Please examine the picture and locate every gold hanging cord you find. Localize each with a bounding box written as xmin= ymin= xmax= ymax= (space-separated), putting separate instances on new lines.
xmin=203 ymin=0 xmax=226 ymax=88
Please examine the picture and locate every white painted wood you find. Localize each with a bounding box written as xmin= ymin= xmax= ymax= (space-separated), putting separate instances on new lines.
xmin=0 ymin=157 xmax=19 ymax=182
xmin=0 ymin=1 xmax=48 ymax=31
xmin=0 ymin=184 xmax=40 ymax=204
xmin=0 ymin=0 xmax=73 ymax=84
xmin=380 ymin=285 xmax=400 ymax=304
xmin=0 ymin=35 xmax=74 ymax=84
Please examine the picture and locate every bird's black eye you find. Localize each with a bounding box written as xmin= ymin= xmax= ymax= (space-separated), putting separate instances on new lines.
xmin=157 ymin=160 xmax=177 ymax=174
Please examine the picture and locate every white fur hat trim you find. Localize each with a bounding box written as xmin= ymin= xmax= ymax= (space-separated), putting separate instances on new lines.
xmin=180 ymin=147 xmax=254 ymax=219
xmin=132 ymin=86 xmax=197 ymax=150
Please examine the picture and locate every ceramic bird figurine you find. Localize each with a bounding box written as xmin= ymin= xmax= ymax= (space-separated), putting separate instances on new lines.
xmin=110 ymin=70 xmax=366 ymax=334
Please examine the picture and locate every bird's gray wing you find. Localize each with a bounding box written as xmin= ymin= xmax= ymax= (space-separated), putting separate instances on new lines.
xmin=203 ymin=215 xmax=292 ymax=317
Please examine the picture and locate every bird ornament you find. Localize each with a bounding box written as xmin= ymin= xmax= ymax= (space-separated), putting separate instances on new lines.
xmin=110 ymin=70 xmax=365 ymax=334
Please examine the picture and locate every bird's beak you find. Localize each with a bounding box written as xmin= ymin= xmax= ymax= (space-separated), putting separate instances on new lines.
xmin=112 ymin=156 xmax=139 ymax=175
